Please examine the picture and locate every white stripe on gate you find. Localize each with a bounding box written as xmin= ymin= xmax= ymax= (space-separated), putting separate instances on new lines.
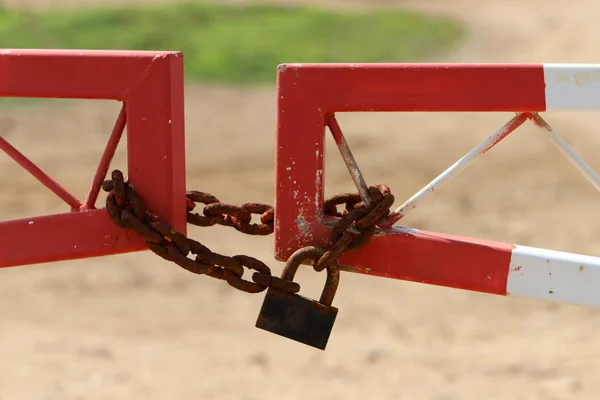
xmin=507 ymin=245 xmax=600 ymax=308
xmin=544 ymin=64 xmax=600 ymax=110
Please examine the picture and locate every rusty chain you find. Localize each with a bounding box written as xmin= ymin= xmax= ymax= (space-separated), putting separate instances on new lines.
xmin=102 ymin=169 xmax=394 ymax=295
xmin=186 ymin=191 xmax=274 ymax=236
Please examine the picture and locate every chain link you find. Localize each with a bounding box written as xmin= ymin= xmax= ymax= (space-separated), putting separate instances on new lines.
xmin=102 ymin=169 xmax=394 ymax=295
xmin=314 ymin=184 xmax=394 ymax=272
xmin=186 ymin=191 xmax=274 ymax=236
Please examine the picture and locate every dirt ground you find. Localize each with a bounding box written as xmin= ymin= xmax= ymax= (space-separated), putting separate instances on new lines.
xmin=3 ymin=0 xmax=600 ymax=399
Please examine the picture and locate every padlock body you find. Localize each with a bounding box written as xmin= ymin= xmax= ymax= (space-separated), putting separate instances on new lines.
xmin=256 ymin=287 xmax=338 ymax=350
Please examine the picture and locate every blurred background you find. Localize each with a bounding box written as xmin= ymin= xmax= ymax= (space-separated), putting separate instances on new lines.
xmin=2 ymin=0 xmax=600 ymax=398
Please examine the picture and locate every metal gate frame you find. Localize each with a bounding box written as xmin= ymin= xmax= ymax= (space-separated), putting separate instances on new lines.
xmin=0 ymin=49 xmax=187 ymax=268
xmin=275 ymin=63 xmax=600 ymax=309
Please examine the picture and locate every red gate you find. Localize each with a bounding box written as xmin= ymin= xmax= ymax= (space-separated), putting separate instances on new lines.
xmin=274 ymin=63 xmax=576 ymax=298
xmin=5 ymin=55 xmax=600 ymax=350
xmin=0 ymin=49 xmax=186 ymax=268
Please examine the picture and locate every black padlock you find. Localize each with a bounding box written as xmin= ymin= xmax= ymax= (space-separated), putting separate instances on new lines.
xmin=255 ymin=247 xmax=340 ymax=350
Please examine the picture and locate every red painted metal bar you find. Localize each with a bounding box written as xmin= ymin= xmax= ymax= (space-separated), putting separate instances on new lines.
xmin=0 ymin=210 xmax=146 ymax=265
xmin=0 ymin=136 xmax=83 ymax=210
xmin=274 ymin=63 xmax=547 ymax=293
xmin=0 ymin=49 xmax=177 ymax=99
xmin=83 ymin=103 xmax=127 ymax=210
xmin=336 ymin=225 xmax=514 ymax=295
xmin=276 ymin=63 xmax=547 ymax=113
xmin=0 ymin=49 xmax=186 ymax=268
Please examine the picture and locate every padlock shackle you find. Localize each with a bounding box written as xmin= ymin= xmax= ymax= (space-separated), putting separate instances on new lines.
xmin=281 ymin=246 xmax=340 ymax=306
xmin=319 ymin=265 xmax=339 ymax=306
xmin=282 ymin=246 xmax=324 ymax=281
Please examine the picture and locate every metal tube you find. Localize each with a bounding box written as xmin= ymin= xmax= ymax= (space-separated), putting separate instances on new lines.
xmin=0 ymin=136 xmax=82 ymax=210
xmin=388 ymin=112 xmax=530 ymax=225
xmin=83 ymin=103 xmax=127 ymax=209
xmin=532 ymin=113 xmax=600 ymax=193
xmin=327 ymin=114 xmax=371 ymax=206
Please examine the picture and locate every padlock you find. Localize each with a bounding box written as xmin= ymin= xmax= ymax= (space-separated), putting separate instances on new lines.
xmin=255 ymin=247 xmax=340 ymax=350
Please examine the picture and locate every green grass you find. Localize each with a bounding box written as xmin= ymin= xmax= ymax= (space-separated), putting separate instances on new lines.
xmin=0 ymin=2 xmax=465 ymax=84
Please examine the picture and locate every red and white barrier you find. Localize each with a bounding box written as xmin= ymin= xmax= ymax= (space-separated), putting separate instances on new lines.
xmin=275 ymin=63 xmax=600 ymax=309
xmin=2 ymin=56 xmax=599 ymax=310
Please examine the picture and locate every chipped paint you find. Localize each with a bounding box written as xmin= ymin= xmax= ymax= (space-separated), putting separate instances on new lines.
xmin=314 ymin=145 xmax=323 ymax=215
xmin=295 ymin=213 xmax=313 ymax=240
xmin=315 ymin=168 xmax=323 ymax=212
